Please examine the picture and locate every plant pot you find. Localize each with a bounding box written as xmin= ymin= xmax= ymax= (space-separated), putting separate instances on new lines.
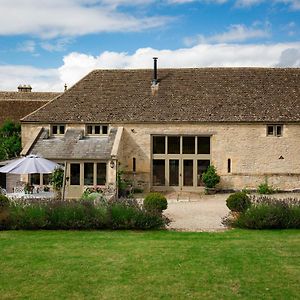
xmin=205 ymin=187 xmax=217 ymax=195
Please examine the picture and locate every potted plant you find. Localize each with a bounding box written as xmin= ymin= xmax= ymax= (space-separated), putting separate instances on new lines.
xmin=202 ymin=165 xmax=220 ymax=194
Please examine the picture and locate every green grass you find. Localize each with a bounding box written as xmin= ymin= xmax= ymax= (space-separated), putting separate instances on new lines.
xmin=0 ymin=230 xmax=299 ymax=300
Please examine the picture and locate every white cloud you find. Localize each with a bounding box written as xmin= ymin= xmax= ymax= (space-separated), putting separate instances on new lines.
xmin=0 ymin=65 xmax=62 ymax=91
xmin=40 ymin=38 xmax=74 ymax=52
xmin=17 ymin=40 xmax=36 ymax=53
xmin=1 ymin=42 xmax=300 ymax=92
xmin=236 ymin=0 xmax=300 ymax=9
xmin=184 ymin=24 xmax=270 ymax=45
xmin=0 ymin=0 xmax=172 ymax=38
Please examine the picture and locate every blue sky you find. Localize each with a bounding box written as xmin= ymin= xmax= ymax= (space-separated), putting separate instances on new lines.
xmin=0 ymin=0 xmax=299 ymax=91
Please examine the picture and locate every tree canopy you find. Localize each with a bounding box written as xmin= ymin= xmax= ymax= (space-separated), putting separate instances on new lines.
xmin=0 ymin=120 xmax=21 ymax=160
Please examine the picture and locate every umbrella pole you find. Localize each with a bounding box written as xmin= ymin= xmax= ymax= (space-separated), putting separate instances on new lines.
xmin=62 ymin=161 xmax=67 ymax=201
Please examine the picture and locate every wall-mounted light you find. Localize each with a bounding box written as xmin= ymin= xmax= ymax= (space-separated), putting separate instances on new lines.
xmin=110 ymin=160 xmax=115 ymax=168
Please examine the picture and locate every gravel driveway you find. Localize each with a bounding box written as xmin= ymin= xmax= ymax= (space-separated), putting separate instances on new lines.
xmin=164 ymin=192 xmax=230 ymax=232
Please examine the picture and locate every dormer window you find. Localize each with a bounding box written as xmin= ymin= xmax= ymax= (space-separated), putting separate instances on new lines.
xmin=52 ymin=124 xmax=65 ymax=135
xmin=86 ymin=124 xmax=109 ymax=135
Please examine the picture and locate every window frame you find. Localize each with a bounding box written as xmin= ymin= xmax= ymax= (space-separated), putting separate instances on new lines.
xmin=51 ymin=124 xmax=65 ymax=136
xmin=267 ymin=124 xmax=283 ymax=137
xmin=85 ymin=124 xmax=109 ymax=136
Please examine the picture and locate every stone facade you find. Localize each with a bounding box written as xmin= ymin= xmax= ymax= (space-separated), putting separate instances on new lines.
xmin=21 ymin=121 xmax=300 ymax=195
xmin=117 ymin=122 xmax=300 ymax=192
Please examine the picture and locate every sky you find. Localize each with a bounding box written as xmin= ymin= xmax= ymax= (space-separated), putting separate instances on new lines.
xmin=0 ymin=0 xmax=300 ymax=91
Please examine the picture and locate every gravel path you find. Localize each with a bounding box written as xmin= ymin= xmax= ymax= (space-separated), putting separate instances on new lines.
xmin=164 ymin=193 xmax=230 ymax=232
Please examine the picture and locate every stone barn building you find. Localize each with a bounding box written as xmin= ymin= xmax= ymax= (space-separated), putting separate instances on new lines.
xmin=20 ymin=66 xmax=300 ymax=198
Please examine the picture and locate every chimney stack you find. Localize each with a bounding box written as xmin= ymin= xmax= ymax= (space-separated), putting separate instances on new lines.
xmin=152 ymin=57 xmax=158 ymax=85
xmin=18 ymin=85 xmax=32 ymax=92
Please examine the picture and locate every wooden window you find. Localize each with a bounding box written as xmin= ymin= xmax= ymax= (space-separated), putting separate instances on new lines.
xmin=97 ymin=163 xmax=106 ymax=185
xmin=153 ymin=136 xmax=165 ymax=154
xmin=168 ymin=136 xmax=180 ymax=154
xmin=70 ymin=163 xmax=80 ymax=185
xmin=267 ymin=125 xmax=283 ymax=137
xmin=84 ymin=163 xmax=94 ymax=185
xmin=153 ymin=160 xmax=165 ymax=186
xmin=86 ymin=125 xmax=109 ymax=135
xmin=198 ymin=137 xmax=210 ymax=154
xmin=183 ymin=137 xmax=195 ymax=154
xmin=52 ymin=124 xmax=65 ymax=135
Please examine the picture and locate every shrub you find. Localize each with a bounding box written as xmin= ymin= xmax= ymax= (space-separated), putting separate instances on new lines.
xmin=0 ymin=194 xmax=10 ymax=210
xmin=143 ymin=193 xmax=168 ymax=213
xmin=257 ymin=182 xmax=275 ymax=194
xmin=229 ymin=196 xmax=300 ymax=229
xmin=202 ymin=165 xmax=220 ymax=189
xmin=226 ymin=192 xmax=251 ymax=213
xmin=1 ymin=197 xmax=167 ymax=230
xmin=50 ymin=168 xmax=64 ymax=191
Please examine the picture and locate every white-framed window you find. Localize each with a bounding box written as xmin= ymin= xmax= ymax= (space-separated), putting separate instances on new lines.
xmin=51 ymin=124 xmax=65 ymax=135
xmin=267 ymin=125 xmax=283 ymax=137
xmin=86 ymin=124 xmax=109 ymax=135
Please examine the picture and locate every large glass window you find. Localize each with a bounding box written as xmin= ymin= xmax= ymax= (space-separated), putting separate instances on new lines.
xmin=183 ymin=136 xmax=195 ymax=154
xmin=198 ymin=137 xmax=210 ymax=154
xmin=197 ymin=160 xmax=210 ymax=186
xmin=169 ymin=160 xmax=179 ymax=186
xmin=97 ymin=163 xmax=106 ymax=185
xmin=84 ymin=163 xmax=94 ymax=185
xmin=153 ymin=136 xmax=165 ymax=154
xmin=168 ymin=136 xmax=180 ymax=154
xmin=153 ymin=160 xmax=165 ymax=186
xmin=43 ymin=174 xmax=50 ymax=185
xmin=70 ymin=163 xmax=80 ymax=185
xmin=30 ymin=173 xmax=40 ymax=185
xmin=183 ymin=160 xmax=193 ymax=186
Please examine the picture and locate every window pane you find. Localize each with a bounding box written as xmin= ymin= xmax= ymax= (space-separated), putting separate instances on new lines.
xmin=276 ymin=126 xmax=282 ymax=136
xmin=267 ymin=126 xmax=274 ymax=136
xmin=70 ymin=163 xmax=80 ymax=185
xmin=102 ymin=126 xmax=108 ymax=134
xmin=197 ymin=160 xmax=210 ymax=186
xmin=52 ymin=125 xmax=58 ymax=135
xmin=153 ymin=136 xmax=165 ymax=154
xmin=84 ymin=163 xmax=94 ymax=185
xmin=59 ymin=125 xmax=65 ymax=134
xmin=95 ymin=125 xmax=101 ymax=134
xmin=43 ymin=174 xmax=50 ymax=185
xmin=198 ymin=137 xmax=210 ymax=154
xmin=169 ymin=160 xmax=179 ymax=186
xmin=97 ymin=163 xmax=106 ymax=185
xmin=30 ymin=173 xmax=40 ymax=185
xmin=168 ymin=136 xmax=180 ymax=154
xmin=153 ymin=160 xmax=165 ymax=186
xmin=183 ymin=136 xmax=195 ymax=154
xmin=87 ymin=125 xmax=93 ymax=134
xmin=183 ymin=160 xmax=193 ymax=186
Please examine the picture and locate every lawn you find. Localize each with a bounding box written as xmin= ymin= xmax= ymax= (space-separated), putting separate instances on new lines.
xmin=0 ymin=230 xmax=299 ymax=300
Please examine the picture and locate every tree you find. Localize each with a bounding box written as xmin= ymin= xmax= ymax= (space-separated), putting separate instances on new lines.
xmin=0 ymin=120 xmax=21 ymax=160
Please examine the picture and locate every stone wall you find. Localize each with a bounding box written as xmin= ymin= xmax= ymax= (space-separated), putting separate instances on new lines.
xmin=21 ymin=122 xmax=300 ymax=192
xmin=116 ymin=123 xmax=300 ymax=191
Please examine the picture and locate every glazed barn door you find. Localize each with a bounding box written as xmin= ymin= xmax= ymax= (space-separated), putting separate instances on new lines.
xmin=183 ymin=159 xmax=194 ymax=187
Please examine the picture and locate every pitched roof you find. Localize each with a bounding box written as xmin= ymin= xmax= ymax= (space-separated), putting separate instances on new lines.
xmin=22 ymin=68 xmax=300 ymax=123
xmin=30 ymin=128 xmax=117 ymax=160
xmin=0 ymin=91 xmax=60 ymax=124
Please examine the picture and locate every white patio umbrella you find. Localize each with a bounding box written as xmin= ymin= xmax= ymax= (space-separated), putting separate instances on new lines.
xmin=0 ymin=155 xmax=60 ymax=174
